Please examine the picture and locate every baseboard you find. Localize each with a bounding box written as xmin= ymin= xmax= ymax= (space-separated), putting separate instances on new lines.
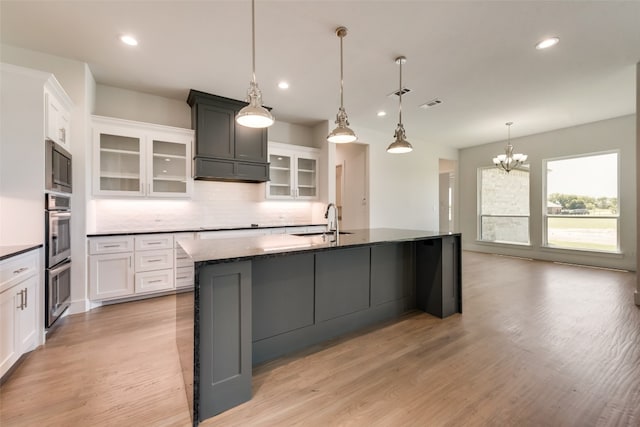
xmin=67 ymin=298 xmax=92 ymax=315
xmin=635 ymin=290 xmax=640 ymax=306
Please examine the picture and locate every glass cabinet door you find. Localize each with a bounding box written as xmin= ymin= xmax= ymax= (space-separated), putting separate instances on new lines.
xmin=98 ymin=132 xmax=143 ymax=194
xmin=151 ymin=139 xmax=187 ymax=195
xmin=296 ymin=156 xmax=317 ymax=198
xmin=268 ymin=153 xmax=292 ymax=197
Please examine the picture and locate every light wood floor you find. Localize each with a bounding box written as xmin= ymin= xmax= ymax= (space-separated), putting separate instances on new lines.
xmin=1 ymin=251 xmax=639 ymax=426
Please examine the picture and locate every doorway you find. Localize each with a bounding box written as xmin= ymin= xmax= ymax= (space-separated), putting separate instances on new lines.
xmin=439 ymin=159 xmax=457 ymax=232
xmin=335 ymin=144 xmax=369 ymax=230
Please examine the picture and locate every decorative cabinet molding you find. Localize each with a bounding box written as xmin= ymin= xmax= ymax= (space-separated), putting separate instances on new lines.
xmin=267 ymin=142 xmax=319 ymax=200
xmin=92 ymin=115 xmax=193 ymax=198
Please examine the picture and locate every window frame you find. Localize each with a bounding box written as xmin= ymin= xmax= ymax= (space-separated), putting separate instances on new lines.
xmin=477 ymin=166 xmax=531 ymax=246
xmin=542 ymin=150 xmax=621 ymax=253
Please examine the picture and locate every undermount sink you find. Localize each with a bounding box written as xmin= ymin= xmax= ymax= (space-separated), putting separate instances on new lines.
xmin=293 ymin=231 xmax=352 ymax=237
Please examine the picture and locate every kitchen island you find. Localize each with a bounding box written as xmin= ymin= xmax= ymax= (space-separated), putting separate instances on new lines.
xmin=176 ymin=228 xmax=462 ymax=425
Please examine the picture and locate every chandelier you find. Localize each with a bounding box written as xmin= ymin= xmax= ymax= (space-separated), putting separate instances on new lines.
xmin=493 ymin=122 xmax=527 ymax=173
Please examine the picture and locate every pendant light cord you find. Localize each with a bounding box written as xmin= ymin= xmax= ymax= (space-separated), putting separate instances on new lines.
xmin=398 ymin=59 xmax=403 ymax=125
xmin=339 ymin=31 xmax=344 ymax=108
xmin=251 ymin=0 xmax=256 ymax=84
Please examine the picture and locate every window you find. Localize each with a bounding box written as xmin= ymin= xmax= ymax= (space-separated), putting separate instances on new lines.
xmin=479 ymin=167 xmax=530 ymax=244
xmin=544 ymin=152 xmax=619 ymax=252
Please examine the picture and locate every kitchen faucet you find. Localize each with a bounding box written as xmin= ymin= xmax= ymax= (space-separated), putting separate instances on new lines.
xmin=324 ymin=203 xmax=339 ymax=237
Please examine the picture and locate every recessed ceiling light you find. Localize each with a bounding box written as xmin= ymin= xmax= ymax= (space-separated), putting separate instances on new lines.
xmin=278 ymin=81 xmax=289 ymax=89
xmin=535 ymin=37 xmax=559 ymax=50
xmin=377 ymin=111 xmax=386 ymax=117
xmin=120 ymin=35 xmax=138 ymax=46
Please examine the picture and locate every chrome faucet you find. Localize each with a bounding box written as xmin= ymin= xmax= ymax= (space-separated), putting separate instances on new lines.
xmin=324 ymin=203 xmax=339 ymax=236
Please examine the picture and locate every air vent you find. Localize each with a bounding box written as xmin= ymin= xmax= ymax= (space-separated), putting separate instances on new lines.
xmin=387 ymin=87 xmax=411 ymax=98
xmin=419 ymin=98 xmax=443 ymax=109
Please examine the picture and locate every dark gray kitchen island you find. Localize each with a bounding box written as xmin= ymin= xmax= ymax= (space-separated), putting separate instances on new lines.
xmin=176 ymin=228 xmax=462 ymax=426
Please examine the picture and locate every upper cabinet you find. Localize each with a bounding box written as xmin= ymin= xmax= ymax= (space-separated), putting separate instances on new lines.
xmin=92 ymin=115 xmax=193 ymax=198
xmin=267 ymin=142 xmax=319 ymax=200
xmin=44 ymin=79 xmax=73 ymax=151
xmin=186 ymin=90 xmax=269 ymax=183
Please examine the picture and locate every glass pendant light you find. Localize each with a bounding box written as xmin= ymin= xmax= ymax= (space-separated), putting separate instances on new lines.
xmin=236 ymin=0 xmax=274 ymax=128
xmin=387 ymin=56 xmax=413 ymax=154
xmin=327 ymin=26 xmax=357 ymax=144
xmin=492 ymin=122 xmax=527 ymax=173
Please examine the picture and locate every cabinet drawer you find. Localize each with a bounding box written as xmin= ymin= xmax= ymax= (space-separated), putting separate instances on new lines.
xmin=135 ymin=249 xmax=174 ymax=272
xmin=135 ymin=269 xmax=174 ymax=294
xmin=1 ymin=250 xmax=38 ymax=292
xmin=135 ymin=234 xmax=173 ymax=251
xmin=175 ymin=248 xmax=193 ymax=268
xmin=175 ymin=265 xmax=195 ymax=288
xmin=89 ymin=236 xmax=134 ymax=255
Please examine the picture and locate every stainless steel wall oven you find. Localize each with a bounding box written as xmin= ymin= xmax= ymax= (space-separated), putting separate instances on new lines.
xmin=45 ymin=193 xmax=71 ymax=327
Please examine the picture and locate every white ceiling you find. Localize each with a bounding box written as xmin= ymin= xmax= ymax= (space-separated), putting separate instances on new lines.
xmin=1 ymin=1 xmax=639 ymax=148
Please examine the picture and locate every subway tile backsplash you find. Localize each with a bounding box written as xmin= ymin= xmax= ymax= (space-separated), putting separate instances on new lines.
xmin=90 ymin=181 xmax=323 ymax=233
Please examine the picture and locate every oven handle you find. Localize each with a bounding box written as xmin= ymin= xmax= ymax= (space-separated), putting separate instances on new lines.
xmin=49 ymin=260 xmax=72 ymax=276
xmin=49 ymin=211 xmax=71 ymax=219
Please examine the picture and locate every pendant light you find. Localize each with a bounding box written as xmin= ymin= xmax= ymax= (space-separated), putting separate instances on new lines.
xmin=327 ymin=26 xmax=357 ymax=144
xmin=386 ymin=56 xmax=413 ymax=154
xmin=492 ymin=122 xmax=528 ymax=173
xmin=236 ymin=0 xmax=274 ymax=128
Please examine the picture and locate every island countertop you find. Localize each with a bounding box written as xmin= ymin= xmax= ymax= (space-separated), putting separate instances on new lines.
xmin=178 ymin=228 xmax=460 ymax=263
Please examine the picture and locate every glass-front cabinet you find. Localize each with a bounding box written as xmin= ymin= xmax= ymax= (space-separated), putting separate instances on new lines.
xmin=93 ymin=116 xmax=193 ymax=197
xmin=267 ymin=142 xmax=319 ymax=200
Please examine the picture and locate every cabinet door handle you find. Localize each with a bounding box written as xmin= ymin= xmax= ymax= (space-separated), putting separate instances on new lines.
xmin=16 ymin=289 xmax=24 ymax=310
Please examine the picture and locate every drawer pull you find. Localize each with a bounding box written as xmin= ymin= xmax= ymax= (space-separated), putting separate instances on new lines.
xmin=148 ymin=279 xmax=163 ymax=284
xmin=103 ymin=244 xmax=121 ymax=248
xmin=177 ymin=275 xmax=188 ymax=280
xmin=147 ymin=259 xmax=162 ymax=263
xmin=13 ymin=267 xmax=28 ymax=275
xmin=147 ymin=242 xmax=162 ymax=245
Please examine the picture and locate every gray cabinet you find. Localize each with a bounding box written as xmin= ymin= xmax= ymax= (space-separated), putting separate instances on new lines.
xmin=315 ymin=247 xmax=370 ymax=322
xmin=198 ymin=261 xmax=252 ymax=421
xmin=371 ymin=243 xmax=414 ymax=306
xmin=415 ymin=236 xmax=461 ymax=318
xmin=187 ymin=90 xmax=269 ymax=182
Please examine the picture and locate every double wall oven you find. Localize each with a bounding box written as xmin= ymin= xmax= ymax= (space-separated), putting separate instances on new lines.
xmin=45 ymin=193 xmax=71 ymax=327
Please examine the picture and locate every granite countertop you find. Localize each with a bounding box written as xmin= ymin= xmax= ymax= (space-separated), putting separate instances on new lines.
xmin=179 ymin=228 xmax=460 ymax=263
xmin=86 ymin=224 xmax=326 ymax=237
xmin=0 ymin=244 xmax=43 ymax=261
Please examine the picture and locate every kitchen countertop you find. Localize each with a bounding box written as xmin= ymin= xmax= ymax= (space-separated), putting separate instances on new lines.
xmin=179 ymin=228 xmax=460 ymax=263
xmin=86 ymin=224 xmax=326 ymax=237
xmin=0 ymin=244 xmax=43 ymax=261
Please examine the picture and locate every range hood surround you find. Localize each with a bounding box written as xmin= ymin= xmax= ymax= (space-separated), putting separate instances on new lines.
xmin=187 ymin=89 xmax=271 ymax=183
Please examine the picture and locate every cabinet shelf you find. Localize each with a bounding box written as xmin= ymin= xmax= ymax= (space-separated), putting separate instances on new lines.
xmin=100 ymin=148 xmax=140 ymax=156
xmin=153 ymin=153 xmax=186 ymax=160
xmin=269 ymin=183 xmax=290 ymax=187
xmin=100 ymin=172 xmax=140 ymax=180
xmin=270 ymin=166 xmax=291 ymax=171
xmin=298 ymin=185 xmax=316 ymax=189
xmin=153 ymin=176 xmax=187 ymax=182
xmin=298 ymin=169 xmax=315 ymax=173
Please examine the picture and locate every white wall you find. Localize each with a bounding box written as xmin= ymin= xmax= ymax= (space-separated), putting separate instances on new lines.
xmin=355 ymin=126 xmax=459 ymax=231
xmin=335 ymin=143 xmax=369 ymax=229
xmin=459 ymin=115 xmax=636 ymax=271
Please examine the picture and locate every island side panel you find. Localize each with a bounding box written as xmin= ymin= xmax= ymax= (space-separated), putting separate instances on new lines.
xmin=415 ymin=236 xmax=462 ymax=318
xmin=176 ymin=287 xmax=195 ymax=425
xmin=198 ymin=261 xmax=252 ymax=421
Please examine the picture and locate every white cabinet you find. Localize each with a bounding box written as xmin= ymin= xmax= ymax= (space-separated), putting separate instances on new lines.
xmin=89 ymin=243 xmax=135 ymax=301
xmin=92 ymin=115 xmax=193 ymax=198
xmin=267 ymin=142 xmax=319 ymax=200
xmin=89 ymin=233 xmax=192 ymax=301
xmin=44 ymin=84 xmax=72 ymax=150
xmin=1 ymin=249 xmax=40 ymax=379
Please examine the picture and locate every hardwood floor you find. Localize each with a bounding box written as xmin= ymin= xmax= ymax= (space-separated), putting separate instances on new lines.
xmin=1 ymin=251 xmax=638 ymax=426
